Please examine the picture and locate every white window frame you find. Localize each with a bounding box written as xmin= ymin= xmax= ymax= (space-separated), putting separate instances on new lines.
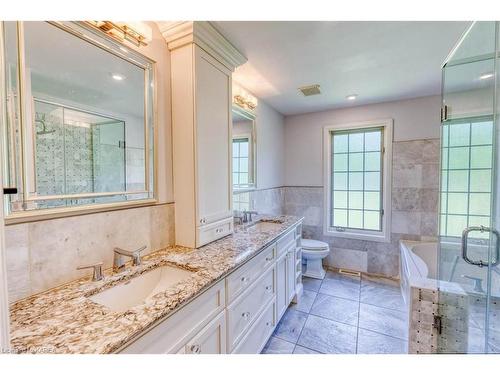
xmin=323 ymin=119 xmax=393 ymax=243
xmin=232 ymin=133 xmax=254 ymax=191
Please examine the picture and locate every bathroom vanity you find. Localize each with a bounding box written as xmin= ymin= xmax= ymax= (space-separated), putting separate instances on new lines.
xmin=8 ymin=216 xmax=303 ymax=354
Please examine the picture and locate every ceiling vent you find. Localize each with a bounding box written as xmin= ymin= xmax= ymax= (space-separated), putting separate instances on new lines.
xmin=298 ymin=84 xmax=321 ymax=97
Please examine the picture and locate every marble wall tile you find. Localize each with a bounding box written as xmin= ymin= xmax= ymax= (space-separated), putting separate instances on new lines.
xmin=392 ymin=165 xmax=423 ymax=188
xmin=327 ymin=247 xmax=368 ymax=273
xmin=5 ymin=203 xmax=175 ymax=301
xmin=4 ymin=224 xmax=31 ymax=303
xmin=392 ymin=211 xmax=422 ymax=235
xmin=393 ymin=141 xmax=424 ymax=166
xmin=392 ymin=188 xmax=421 ymax=210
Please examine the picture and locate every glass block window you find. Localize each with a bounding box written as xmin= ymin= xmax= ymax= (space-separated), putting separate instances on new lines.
xmin=330 ymin=127 xmax=384 ymax=231
xmin=232 ymin=137 xmax=249 ymax=187
xmin=440 ymin=118 xmax=493 ymax=239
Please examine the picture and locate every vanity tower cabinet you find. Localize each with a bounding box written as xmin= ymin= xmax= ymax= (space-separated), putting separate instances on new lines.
xmin=159 ymin=22 xmax=247 ymax=248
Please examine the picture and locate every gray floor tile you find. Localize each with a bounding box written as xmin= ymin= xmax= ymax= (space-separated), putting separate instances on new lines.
xmin=358 ymin=303 xmax=408 ymax=340
xmin=302 ymin=277 xmax=322 ymax=292
xmin=293 ymin=345 xmax=321 ymax=354
xmin=261 ymin=337 xmax=295 ymax=354
xmin=360 ymin=277 xmax=406 ymax=311
xmin=310 ymin=293 xmax=359 ymax=326
xmin=319 ymin=276 xmax=360 ymax=301
xmin=297 ymin=315 xmax=357 ymax=354
xmin=356 ymin=328 xmax=408 ymax=354
xmin=290 ymin=289 xmax=317 ymax=313
xmin=272 ymin=309 xmax=308 ymax=343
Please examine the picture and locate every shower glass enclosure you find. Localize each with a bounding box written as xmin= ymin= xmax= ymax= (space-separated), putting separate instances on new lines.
xmin=33 ymin=99 xmax=126 ymax=209
xmin=438 ymin=21 xmax=499 ymax=353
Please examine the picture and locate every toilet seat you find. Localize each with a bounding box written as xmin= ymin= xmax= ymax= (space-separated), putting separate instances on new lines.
xmin=301 ymin=238 xmax=329 ymax=251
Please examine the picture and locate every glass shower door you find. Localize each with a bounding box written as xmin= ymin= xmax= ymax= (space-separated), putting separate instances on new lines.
xmin=438 ymin=21 xmax=499 ymax=354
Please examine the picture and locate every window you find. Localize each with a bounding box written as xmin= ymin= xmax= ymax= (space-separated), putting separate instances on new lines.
xmin=324 ymin=120 xmax=392 ymax=242
xmin=440 ymin=117 xmax=493 ymax=239
xmin=232 ymin=136 xmax=250 ymax=187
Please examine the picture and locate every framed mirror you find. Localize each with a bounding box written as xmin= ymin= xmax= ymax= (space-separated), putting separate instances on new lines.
xmin=232 ymin=105 xmax=256 ymax=191
xmin=1 ymin=21 xmax=156 ymax=220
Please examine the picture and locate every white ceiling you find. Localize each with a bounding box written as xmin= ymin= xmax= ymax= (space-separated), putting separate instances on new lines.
xmin=213 ymin=21 xmax=472 ymax=115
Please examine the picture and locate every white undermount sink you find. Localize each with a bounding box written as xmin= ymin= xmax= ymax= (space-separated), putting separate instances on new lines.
xmin=248 ymin=220 xmax=283 ymax=231
xmin=89 ymin=266 xmax=194 ymax=312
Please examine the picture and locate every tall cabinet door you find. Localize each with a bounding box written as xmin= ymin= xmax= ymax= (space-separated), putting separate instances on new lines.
xmin=275 ymin=252 xmax=288 ymax=320
xmin=195 ymin=48 xmax=232 ymax=226
xmin=184 ymin=311 xmax=226 ymax=354
xmin=286 ymin=250 xmax=296 ymax=304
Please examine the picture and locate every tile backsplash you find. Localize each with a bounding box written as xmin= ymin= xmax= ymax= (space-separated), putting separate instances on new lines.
xmin=4 ymin=203 xmax=174 ymax=302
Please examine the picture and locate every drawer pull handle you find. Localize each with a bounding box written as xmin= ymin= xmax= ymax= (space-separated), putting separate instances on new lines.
xmin=241 ymin=312 xmax=250 ymax=319
xmin=215 ymin=228 xmax=223 ymax=234
xmin=266 ymin=322 xmax=272 ymax=327
xmin=265 ymin=256 xmax=273 ymax=261
xmin=241 ymin=276 xmax=248 ymax=283
xmin=265 ymin=285 xmax=272 ymax=291
xmin=190 ymin=344 xmax=201 ymax=354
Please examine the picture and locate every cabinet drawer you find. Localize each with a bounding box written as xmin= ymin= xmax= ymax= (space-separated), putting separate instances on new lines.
xmin=227 ymin=266 xmax=275 ymax=352
xmin=119 ymin=280 xmax=225 ymax=354
xmin=197 ymin=217 xmax=233 ymax=247
xmin=277 ymin=230 xmax=295 ymax=257
xmin=232 ymin=299 xmax=276 ymax=354
xmin=226 ymin=243 xmax=276 ymax=303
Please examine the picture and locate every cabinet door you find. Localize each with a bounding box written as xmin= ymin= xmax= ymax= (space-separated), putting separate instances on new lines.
xmin=286 ymin=250 xmax=296 ymax=304
xmin=275 ymin=252 xmax=288 ymax=320
xmin=195 ymin=49 xmax=232 ymax=225
xmin=185 ymin=311 xmax=226 ymax=354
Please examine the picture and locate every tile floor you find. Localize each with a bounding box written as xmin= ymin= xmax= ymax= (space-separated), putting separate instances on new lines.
xmin=262 ymin=270 xmax=409 ymax=354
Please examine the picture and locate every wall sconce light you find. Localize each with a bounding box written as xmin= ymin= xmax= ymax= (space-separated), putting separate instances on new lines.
xmin=233 ymin=83 xmax=258 ymax=112
xmin=86 ymin=21 xmax=153 ymax=47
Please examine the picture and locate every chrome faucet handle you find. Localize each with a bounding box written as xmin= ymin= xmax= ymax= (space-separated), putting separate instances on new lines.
xmin=243 ymin=210 xmax=259 ymax=222
xmin=77 ymin=262 xmax=104 ymax=281
xmin=114 ymin=245 xmax=146 ymax=267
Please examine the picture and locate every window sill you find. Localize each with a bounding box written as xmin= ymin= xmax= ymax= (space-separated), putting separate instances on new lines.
xmin=233 ymin=186 xmax=256 ymax=194
xmin=323 ymin=227 xmax=390 ymax=243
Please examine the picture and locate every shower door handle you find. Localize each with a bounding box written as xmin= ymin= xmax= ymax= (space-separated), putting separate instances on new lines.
xmin=461 ymin=226 xmax=500 ymax=267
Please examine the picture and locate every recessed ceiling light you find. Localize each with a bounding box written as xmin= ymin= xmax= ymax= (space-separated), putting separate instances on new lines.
xmin=346 ymin=94 xmax=358 ymax=100
xmin=479 ymin=73 xmax=494 ymax=80
xmin=111 ymin=73 xmax=125 ymax=81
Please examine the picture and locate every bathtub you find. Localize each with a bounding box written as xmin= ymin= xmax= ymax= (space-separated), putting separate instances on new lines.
xmin=399 ymin=240 xmax=438 ymax=307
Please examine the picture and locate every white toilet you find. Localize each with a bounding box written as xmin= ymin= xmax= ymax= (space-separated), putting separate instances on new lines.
xmin=301 ymin=238 xmax=330 ymax=279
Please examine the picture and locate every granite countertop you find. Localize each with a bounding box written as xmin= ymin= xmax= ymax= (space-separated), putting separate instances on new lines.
xmin=9 ymin=215 xmax=303 ymax=354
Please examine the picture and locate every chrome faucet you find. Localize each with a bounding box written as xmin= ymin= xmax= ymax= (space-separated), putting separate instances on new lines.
xmin=113 ymin=245 xmax=146 ymax=273
xmin=77 ymin=262 xmax=104 ymax=281
xmin=242 ymin=210 xmax=258 ymax=223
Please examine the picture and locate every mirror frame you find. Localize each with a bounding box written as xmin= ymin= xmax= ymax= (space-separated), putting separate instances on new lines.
xmin=1 ymin=21 xmax=157 ymax=223
xmin=232 ymin=104 xmax=257 ymax=192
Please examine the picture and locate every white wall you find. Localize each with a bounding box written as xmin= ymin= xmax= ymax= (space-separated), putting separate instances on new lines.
xmin=255 ymin=99 xmax=285 ymax=189
xmin=284 ymin=95 xmax=441 ymax=186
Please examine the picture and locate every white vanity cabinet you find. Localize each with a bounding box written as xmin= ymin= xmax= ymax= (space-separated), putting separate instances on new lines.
xmin=118 ymin=222 xmax=303 ymax=354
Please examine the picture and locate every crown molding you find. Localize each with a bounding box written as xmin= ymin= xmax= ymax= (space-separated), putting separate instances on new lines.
xmin=156 ymin=21 xmax=247 ymax=71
